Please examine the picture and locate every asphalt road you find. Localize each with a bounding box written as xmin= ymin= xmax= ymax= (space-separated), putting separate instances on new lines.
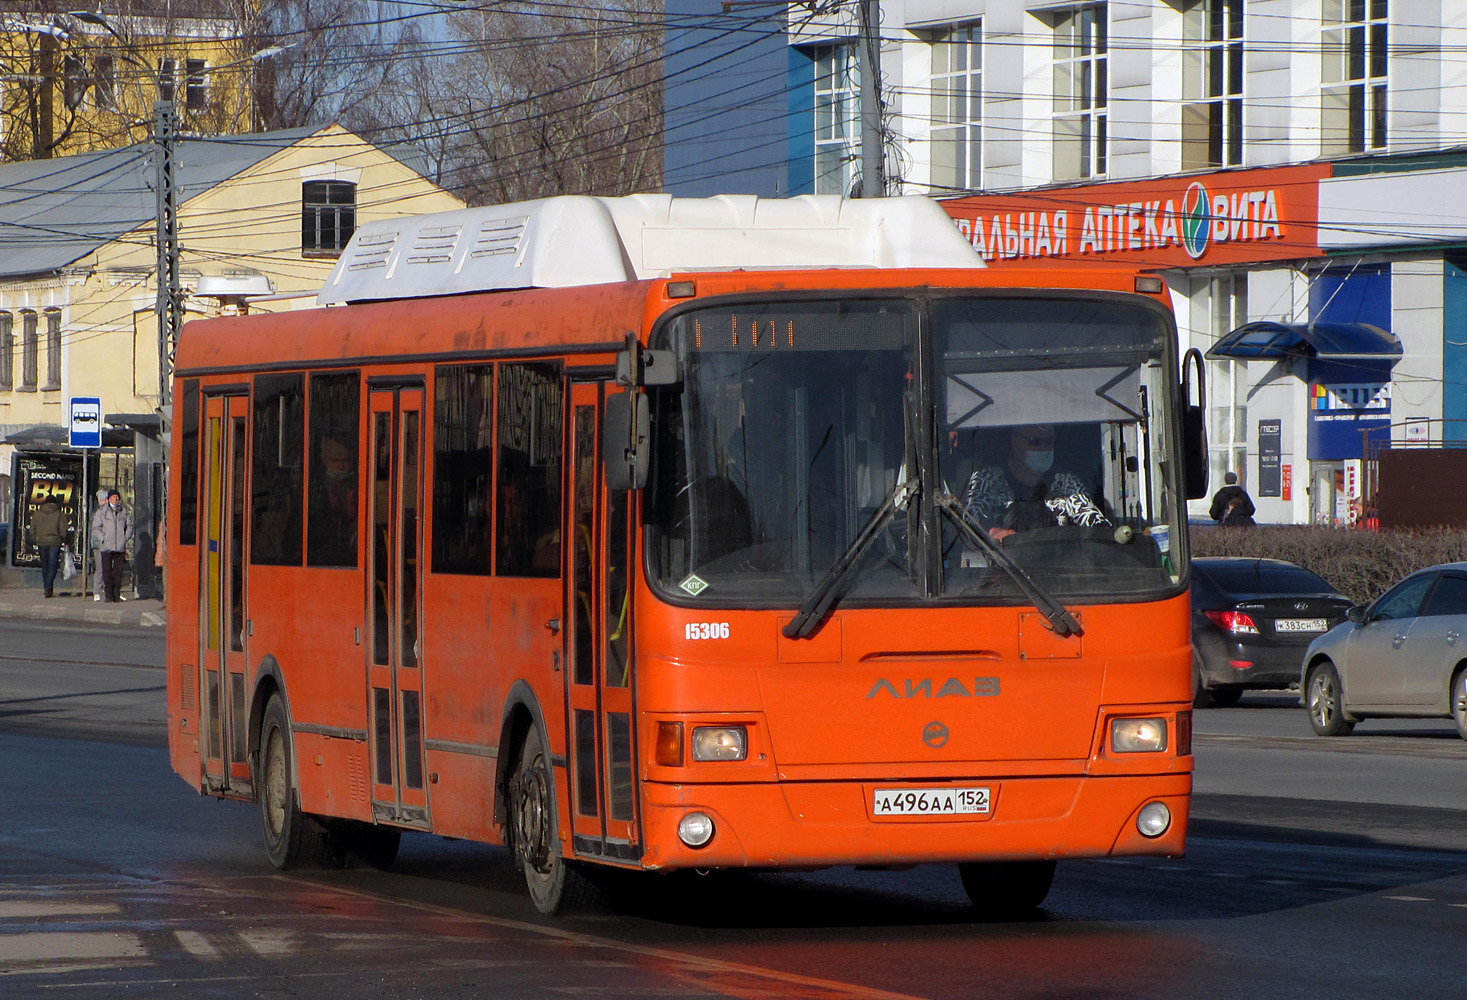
xmin=2 ymin=621 xmax=1466 ymax=999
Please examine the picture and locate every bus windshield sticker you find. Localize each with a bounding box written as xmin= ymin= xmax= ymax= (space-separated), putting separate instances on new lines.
xmin=679 ymin=573 xmax=709 ymax=596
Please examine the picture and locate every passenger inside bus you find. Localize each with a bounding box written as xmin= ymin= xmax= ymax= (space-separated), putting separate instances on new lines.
xmin=961 ymin=423 xmax=1110 ymax=541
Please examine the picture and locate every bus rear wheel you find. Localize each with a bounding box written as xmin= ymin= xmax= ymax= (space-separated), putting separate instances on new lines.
xmin=258 ymin=694 xmax=334 ymax=870
xmin=958 ymin=860 xmax=1056 ymax=918
xmin=508 ymin=727 xmax=599 ymax=914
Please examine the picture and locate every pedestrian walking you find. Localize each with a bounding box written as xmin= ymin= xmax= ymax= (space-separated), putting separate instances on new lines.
xmin=91 ymin=488 xmax=133 ymax=603
xmin=1209 ymin=471 xmax=1256 ymax=525
xmin=30 ymin=497 xmax=68 ymax=598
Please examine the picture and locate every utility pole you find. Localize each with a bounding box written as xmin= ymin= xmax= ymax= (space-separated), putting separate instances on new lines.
xmin=856 ymin=0 xmax=884 ymax=197
xmin=154 ymin=98 xmax=179 ymax=410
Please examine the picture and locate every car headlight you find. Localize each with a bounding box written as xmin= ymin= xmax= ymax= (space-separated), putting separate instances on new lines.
xmin=691 ymin=726 xmax=748 ymax=761
xmin=1110 ymin=717 xmax=1168 ymax=753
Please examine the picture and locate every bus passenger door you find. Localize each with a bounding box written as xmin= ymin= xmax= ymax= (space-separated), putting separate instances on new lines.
xmin=199 ymin=392 xmax=251 ymax=795
xmin=565 ymin=382 xmax=640 ymax=861
xmin=366 ymin=385 xmax=429 ymax=828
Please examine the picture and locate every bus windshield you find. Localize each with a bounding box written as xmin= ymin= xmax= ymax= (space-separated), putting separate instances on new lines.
xmin=647 ymin=293 xmax=1183 ymax=607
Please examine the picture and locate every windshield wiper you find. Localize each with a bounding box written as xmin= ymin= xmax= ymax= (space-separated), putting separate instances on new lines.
xmin=935 ymin=494 xmax=1084 ymax=638
xmin=782 ymin=476 xmax=919 ymax=639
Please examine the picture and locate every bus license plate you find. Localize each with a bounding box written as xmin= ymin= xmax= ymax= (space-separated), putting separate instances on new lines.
xmin=872 ymin=787 xmax=990 ymax=817
xmin=1275 ymin=618 xmax=1328 ymax=632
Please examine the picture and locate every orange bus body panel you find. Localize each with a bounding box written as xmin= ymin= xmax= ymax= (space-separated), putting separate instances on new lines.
xmin=166 ymin=263 xmax=1192 ymax=881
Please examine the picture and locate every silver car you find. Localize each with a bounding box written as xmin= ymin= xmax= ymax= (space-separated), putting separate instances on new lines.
xmin=1301 ymin=562 xmax=1467 ymax=739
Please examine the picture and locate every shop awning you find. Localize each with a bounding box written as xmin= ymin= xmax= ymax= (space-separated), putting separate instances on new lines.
xmin=1205 ymin=321 xmax=1402 ymax=362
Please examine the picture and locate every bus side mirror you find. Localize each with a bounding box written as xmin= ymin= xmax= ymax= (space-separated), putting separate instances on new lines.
xmin=1183 ymin=403 xmax=1208 ymax=499
xmin=1181 ymin=348 xmax=1209 ymax=500
xmin=604 ymin=392 xmax=649 ymax=491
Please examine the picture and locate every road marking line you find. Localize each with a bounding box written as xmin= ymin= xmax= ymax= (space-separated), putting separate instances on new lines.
xmin=0 ymin=931 xmax=146 ymax=964
xmin=0 ymin=901 xmax=120 ymax=918
xmin=173 ymin=930 xmax=221 ymax=960
xmin=1383 ymin=895 xmax=1432 ymax=902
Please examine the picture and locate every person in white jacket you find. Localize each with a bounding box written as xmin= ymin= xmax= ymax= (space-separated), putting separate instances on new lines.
xmin=91 ymin=489 xmax=134 ymax=602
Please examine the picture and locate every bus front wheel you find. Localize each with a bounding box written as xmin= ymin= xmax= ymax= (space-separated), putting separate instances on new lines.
xmin=958 ymin=860 xmax=1056 ymax=918
xmin=258 ymin=694 xmax=334 ymax=869
xmin=508 ymin=727 xmax=599 ymax=914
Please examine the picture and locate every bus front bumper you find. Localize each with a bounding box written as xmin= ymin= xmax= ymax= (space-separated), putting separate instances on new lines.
xmin=634 ymin=773 xmax=1191 ymax=870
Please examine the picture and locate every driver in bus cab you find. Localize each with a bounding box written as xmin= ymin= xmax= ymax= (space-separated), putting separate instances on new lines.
xmin=962 ymin=423 xmax=1108 ymax=541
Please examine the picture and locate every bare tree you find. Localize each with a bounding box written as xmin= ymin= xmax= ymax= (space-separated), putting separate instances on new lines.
xmin=245 ymin=0 xmax=418 ymax=134
xmin=420 ymin=1 xmax=664 ymax=205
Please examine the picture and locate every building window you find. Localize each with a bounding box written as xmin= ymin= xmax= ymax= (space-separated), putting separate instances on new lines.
xmin=20 ymin=310 xmax=37 ymax=389
xmin=1323 ymin=0 xmax=1387 ymax=154
xmin=302 ymin=181 xmax=356 ymax=255
xmin=930 ymin=23 xmax=982 ymax=193
xmin=0 ymin=312 xmax=12 ymax=390
xmin=813 ymin=44 xmax=859 ymax=196
xmin=158 ymin=58 xmax=176 ymax=102
xmin=185 ymin=59 xmax=209 ymax=111
xmin=1181 ymin=0 xmax=1243 ymax=169
xmin=93 ymin=54 xmax=116 ymax=109
xmin=1205 ymin=275 xmax=1248 ymax=492
xmin=43 ymin=308 xmax=60 ymax=389
xmin=1052 ymin=5 xmax=1108 ymax=180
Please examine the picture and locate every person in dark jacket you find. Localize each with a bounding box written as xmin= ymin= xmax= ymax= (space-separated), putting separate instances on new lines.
xmin=91 ymin=489 xmax=134 ymax=602
xmin=30 ymin=498 xmax=68 ymax=598
xmin=1209 ymin=471 xmax=1255 ymax=524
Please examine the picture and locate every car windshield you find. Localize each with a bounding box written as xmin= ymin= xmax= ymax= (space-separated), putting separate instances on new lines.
xmin=1198 ymin=561 xmax=1338 ymax=596
xmin=646 ymin=294 xmax=1184 ymax=607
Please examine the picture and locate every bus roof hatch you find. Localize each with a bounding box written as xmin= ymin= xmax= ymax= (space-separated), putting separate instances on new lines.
xmin=317 ymin=194 xmax=985 ymax=305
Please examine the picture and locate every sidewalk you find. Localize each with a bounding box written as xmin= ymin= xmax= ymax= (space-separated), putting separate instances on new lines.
xmin=0 ymin=585 xmax=165 ymax=628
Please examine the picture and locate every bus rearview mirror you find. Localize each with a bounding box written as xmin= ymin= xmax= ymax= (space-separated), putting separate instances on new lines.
xmin=604 ymin=392 xmax=650 ymax=491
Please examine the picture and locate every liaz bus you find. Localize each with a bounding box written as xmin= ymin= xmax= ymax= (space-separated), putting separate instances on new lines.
xmin=166 ymin=194 xmax=1207 ymax=915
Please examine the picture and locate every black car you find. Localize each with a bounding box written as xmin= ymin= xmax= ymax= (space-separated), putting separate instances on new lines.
xmin=1191 ymin=557 xmax=1352 ymax=707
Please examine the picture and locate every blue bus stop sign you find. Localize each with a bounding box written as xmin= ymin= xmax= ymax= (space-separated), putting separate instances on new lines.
xmin=69 ymin=396 xmax=102 ymax=449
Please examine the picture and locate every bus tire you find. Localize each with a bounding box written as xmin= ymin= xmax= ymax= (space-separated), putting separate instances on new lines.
xmin=509 ymin=726 xmax=599 ymax=914
xmin=958 ymin=860 xmax=1056 ymax=918
xmin=1306 ymin=662 xmax=1354 ymax=737
xmin=258 ymin=694 xmax=334 ymax=870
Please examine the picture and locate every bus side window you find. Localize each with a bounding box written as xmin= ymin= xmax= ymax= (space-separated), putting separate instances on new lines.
xmin=431 ymin=364 xmax=495 ymax=575
xmin=306 ymin=371 xmax=361 ymax=567
xmin=496 ymin=362 xmax=562 ymax=578
xmin=251 ymin=372 xmax=304 ymax=566
xmin=179 ymin=378 xmax=200 ymax=546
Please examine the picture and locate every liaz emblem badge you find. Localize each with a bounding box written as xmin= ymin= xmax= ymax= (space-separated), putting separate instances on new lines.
xmin=679 ymin=574 xmax=709 ymax=596
xmin=923 ymin=721 xmax=949 ymax=748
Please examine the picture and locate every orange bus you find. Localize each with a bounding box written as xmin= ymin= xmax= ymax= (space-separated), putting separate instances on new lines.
xmin=166 ymin=194 xmax=1205 ymax=915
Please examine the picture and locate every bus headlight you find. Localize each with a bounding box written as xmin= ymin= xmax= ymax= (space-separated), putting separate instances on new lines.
xmin=1110 ymin=717 xmax=1168 ymax=753
xmin=678 ymin=812 xmax=715 ymax=847
xmin=1137 ymin=801 xmax=1171 ymax=838
xmin=691 ymin=726 xmax=748 ymax=761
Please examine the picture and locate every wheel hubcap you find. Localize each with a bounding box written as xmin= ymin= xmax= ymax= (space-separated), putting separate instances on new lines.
xmin=513 ymin=756 xmax=552 ymax=874
xmin=264 ymin=727 xmax=286 ymax=838
xmin=1310 ymin=675 xmax=1333 ymax=725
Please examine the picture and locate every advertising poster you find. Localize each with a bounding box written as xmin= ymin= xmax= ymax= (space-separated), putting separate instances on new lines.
xmin=8 ymin=453 xmax=84 ymax=569
xmin=1258 ymin=419 xmax=1282 ymax=497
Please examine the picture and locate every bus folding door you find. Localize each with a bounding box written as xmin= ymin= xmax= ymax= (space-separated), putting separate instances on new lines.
xmin=199 ymin=392 xmax=251 ymax=796
xmin=565 ymin=381 xmax=639 ymax=860
xmin=365 ymin=385 xmax=430 ymax=828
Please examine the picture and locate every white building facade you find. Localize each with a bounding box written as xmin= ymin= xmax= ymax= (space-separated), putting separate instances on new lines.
xmin=766 ymin=0 xmax=1467 ymax=524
